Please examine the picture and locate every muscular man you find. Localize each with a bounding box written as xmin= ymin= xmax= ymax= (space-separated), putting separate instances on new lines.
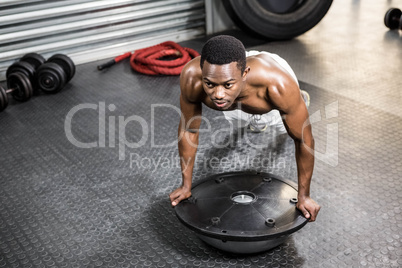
xmin=169 ymin=35 xmax=320 ymax=221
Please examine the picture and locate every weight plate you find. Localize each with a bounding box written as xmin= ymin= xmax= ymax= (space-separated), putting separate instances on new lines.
xmin=20 ymin=53 xmax=45 ymax=70
xmin=384 ymin=8 xmax=402 ymax=29
xmin=47 ymin=54 xmax=76 ymax=82
xmin=223 ymin=0 xmax=333 ymax=40
xmin=6 ymin=61 xmax=36 ymax=81
xmin=7 ymin=72 xmax=33 ymax=102
xmin=0 ymin=86 xmax=9 ymax=112
xmin=36 ymin=62 xmax=67 ymax=94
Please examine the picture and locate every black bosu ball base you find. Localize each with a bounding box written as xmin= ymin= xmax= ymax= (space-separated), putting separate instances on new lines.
xmin=175 ymin=171 xmax=308 ymax=254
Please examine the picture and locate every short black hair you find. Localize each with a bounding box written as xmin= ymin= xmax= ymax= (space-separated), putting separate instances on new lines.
xmin=200 ymin=35 xmax=246 ymax=73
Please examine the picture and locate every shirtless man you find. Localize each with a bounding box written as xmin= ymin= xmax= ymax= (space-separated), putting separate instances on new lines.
xmin=169 ymin=35 xmax=320 ymax=221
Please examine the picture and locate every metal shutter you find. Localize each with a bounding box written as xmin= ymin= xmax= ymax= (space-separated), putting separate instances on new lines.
xmin=0 ymin=0 xmax=205 ymax=80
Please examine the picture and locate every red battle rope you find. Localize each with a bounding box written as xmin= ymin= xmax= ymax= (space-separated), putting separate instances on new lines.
xmin=97 ymin=41 xmax=199 ymax=75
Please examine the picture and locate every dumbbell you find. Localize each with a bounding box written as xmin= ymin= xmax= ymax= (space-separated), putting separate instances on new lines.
xmin=6 ymin=53 xmax=45 ymax=88
xmin=0 ymin=73 xmax=33 ymax=112
xmin=384 ymin=8 xmax=402 ymax=30
xmin=36 ymin=54 xmax=75 ymax=94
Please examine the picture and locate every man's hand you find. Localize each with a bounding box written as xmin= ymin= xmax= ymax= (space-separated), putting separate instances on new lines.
xmin=169 ymin=185 xmax=192 ymax=207
xmin=296 ymin=195 xmax=321 ymax=222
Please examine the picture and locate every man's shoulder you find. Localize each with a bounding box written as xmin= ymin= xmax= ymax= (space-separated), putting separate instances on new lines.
xmin=181 ymin=56 xmax=202 ymax=79
xmin=245 ymin=54 xmax=300 ymax=112
xmin=180 ymin=57 xmax=204 ymax=103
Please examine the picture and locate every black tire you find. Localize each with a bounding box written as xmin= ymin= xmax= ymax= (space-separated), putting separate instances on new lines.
xmin=223 ymin=0 xmax=333 ymax=40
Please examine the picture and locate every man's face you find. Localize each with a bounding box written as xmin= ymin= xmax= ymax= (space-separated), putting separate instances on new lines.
xmin=201 ymin=61 xmax=247 ymax=110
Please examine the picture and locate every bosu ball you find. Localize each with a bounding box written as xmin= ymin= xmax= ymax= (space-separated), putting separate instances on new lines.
xmin=174 ymin=171 xmax=308 ymax=254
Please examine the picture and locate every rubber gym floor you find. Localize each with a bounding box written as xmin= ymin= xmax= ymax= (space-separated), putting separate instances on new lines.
xmin=1 ymin=0 xmax=401 ymax=267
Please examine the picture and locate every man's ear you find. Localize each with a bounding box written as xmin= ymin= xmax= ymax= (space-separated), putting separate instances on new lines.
xmin=242 ymin=66 xmax=250 ymax=81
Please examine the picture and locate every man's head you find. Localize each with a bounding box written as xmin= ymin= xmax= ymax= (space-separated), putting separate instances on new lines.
xmin=200 ymin=35 xmax=246 ymax=73
xmin=200 ymin=35 xmax=249 ymax=110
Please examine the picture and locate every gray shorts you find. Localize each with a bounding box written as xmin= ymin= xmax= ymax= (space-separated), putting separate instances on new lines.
xmin=223 ymin=51 xmax=298 ymax=132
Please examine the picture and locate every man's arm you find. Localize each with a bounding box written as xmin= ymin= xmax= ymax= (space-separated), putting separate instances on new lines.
xmin=284 ymin=104 xmax=320 ymax=221
xmin=169 ymin=92 xmax=202 ymax=206
xmin=270 ymin=84 xmax=321 ymax=221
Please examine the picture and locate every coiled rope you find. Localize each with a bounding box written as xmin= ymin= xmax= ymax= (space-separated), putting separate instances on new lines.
xmin=130 ymin=41 xmax=199 ymax=75
xmin=97 ymin=41 xmax=199 ymax=75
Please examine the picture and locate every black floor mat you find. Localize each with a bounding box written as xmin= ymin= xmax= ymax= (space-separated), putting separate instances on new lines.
xmin=1 ymin=31 xmax=401 ymax=268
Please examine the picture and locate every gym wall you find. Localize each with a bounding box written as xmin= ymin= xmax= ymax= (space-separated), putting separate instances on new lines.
xmin=0 ymin=0 xmax=206 ymax=81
